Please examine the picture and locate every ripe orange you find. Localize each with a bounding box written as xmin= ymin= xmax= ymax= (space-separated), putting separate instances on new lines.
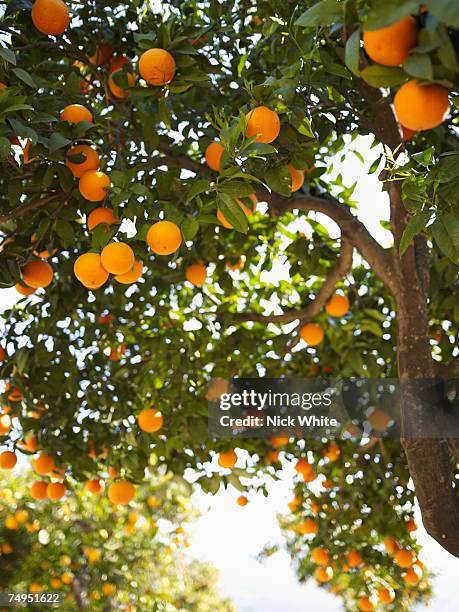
xmin=217 ymin=194 xmax=257 ymax=229
xmin=31 ymin=0 xmax=69 ymax=36
xmin=102 ymin=583 xmax=116 ymax=596
xmin=98 ymin=313 xmax=115 ymax=325
xmin=347 ymin=550 xmax=362 ymax=568
xmin=32 ymin=453 xmax=55 ymax=475
xmin=74 ymin=253 xmax=109 ymax=289
xmin=245 ymin=106 xmax=280 ymax=143
xmin=297 ymin=518 xmax=318 ymax=535
xmin=23 ymin=434 xmax=38 ymax=453
xmin=323 ymin=442 xmax=340 ymax=461
xmin=237 ymin=495 xmax=248 ymax=506
xmin=108 ymin=480 xmax=135 ymax=505
xmin=90 ymin=43 xmax=114 ymax=66
xmin=287 ymin=164 xmax=304 ymax=192
xmin=85 ymin=479 xmax=104 ymax=493
xmin=66 ymin=145 xmax=99 ymax=178
xmin=314 ymin=566 xmax=333 ymax=582
xmin=404 ymin=565 xmax=422 ymax=585
xmin=108 ymin=68 xmax=136 ymax=99
xmin=383 ymin=536 xmax=398 ymax=554
xmin=325 ymin=294 xmax=349 ymax=317
xmin=146 ymin=220 xmax=182 ymax=255
xmin=378 ymin=587 xmax=395 ymax=603
xmin=5 ymin=516 xmax=19 ymax=530
xmin=226 ymin=256 xmax=246 ymax=271
xmin=30 ymin=481 xmax=48 ymax=500
xmin=8 ymin=386 xmax=24 ymax=402
xmin=402 ymin=125 xmax=416 ymax=141
xmin=137 ymin=408 xmax=163 ymax=433
xmin=139 ymin=48 xmax=176 ymax=86
xmin=15 ymin=283 xmax=36 ymax=296
xmin=218 ymin=450 xmax=238 ymax=468
xmin=311 ymin=547 xmax=329 ymax=566
xmin=87 ymin=207 xmax=119 ymax=231
xmin=358 ymin=596 xmax=375 ymax=612
xmin=0 ymin=346 xmax=5 ymax=361
xmin=185 ymin=261 xmax=207 ymax=286
xmin=394 ymin=80 xmax=450 ymax=131
xmin=100 ymin=242 xmax=134 ymax=275
xmin=368 ymin=408 xmax=391 ymax=431
xmin=22 ymin=260 xmax=53 ymax=288
xmin=288 ymin=496 xmax=301 ymax=512
xmin=295 ymin=458 xmax=312 ymax=475
xmin=300 ymin=323 xmax=324 ymax=346
xmin=31 ymin=233 xmax=57 ymax=258
xmin=47 ymin=482 xmax=66 ymax=501
xmin=114 ymin=260 xmax=143 ymax=284
xmin=60 ymin=104 xmax=93 ymax=124
xmin=269 ymin=435 xmax=289 ymax=448
xmin=363 ymin=17 xmax=418 ymax=66
xmin=406 ymin=518 xmax=417 ymax=532
xmin=205 ymin=142 xmax=224 ymax=172
xmin=79 ymin=170 xmax=111 ymax=201
xmin=109 ymin=344 xmax=125 ymax=361
xmin=394 ymin=548 xmax=414 ymax=568
xmin=0 ymin=451 xmax=17 ymax=469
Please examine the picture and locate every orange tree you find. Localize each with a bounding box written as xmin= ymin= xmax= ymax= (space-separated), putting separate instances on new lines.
xmin=0 ymin=471 xmax=234 ymax=611
xmin=0 ymin=0 xmax=458 ymax=609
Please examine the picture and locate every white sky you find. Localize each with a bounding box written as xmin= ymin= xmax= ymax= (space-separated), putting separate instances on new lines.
xmin=1 ymin=138 xmax=457 ymax=610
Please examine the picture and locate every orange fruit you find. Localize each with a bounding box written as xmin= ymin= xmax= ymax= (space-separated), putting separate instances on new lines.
xmin=295 ymin=458 xmax=312 ymax=475
xmin=47 ymin=482 xmax=66 ymax=501
xmin=90 ymin=43 xmax=114 ymax=66
xmin=108 ymin=480 xmax=135 ymax=505
xmin=402 ymin=125 xmax=416 ymax=141
xmin=267 ymin=449 xmax=279 ymax=463
xmin=358 ymin=597 xmax=375 ymax=612
xmin=15 ymin=283 xmax=36 ymax=296
xmin=237 ymin=495 xmax=248 ymax=506
xmin=406 ymin=518 xmax=417 ymax=532
xmin=217 ymin=194 xmax=257 ymax=229
xmin=0 ymin=451 xmax=17 ymax=469
xmin=314 ymin=566 xmax=333 ymax=582
xmin=288 ymin=496 xmax=301 ymax=512
xmin=300 ymin=323 xmax=324 ymax=346
xmin=378 ymin=587 xmax=395 ymax=603
xmin=31 ymin=0 xmax=69 ymax=36
xmin=347 ymin=550 xmax=362 ymax=568
xmin=218 ymin=450 xmax=237 ymax=468
xmin=205 ymin=142 xmax=224 ymax=171
xmin=287 ymin=164 xmax=304 ymax=192
xmin=85 ymin=479 xmax=104 ymax=494
xmin=108 ymin=66 xmax=136 ymax=99
xmin=404 ymin=565 xmax=423 ymax=585
xmin=311 ymin=547 xmax=329 ymax=566
xmin=60 ymin=104 xmax=93 ymax=124
xmin=109 ymin=344 xmax=125 ymax=361
xmin=368 ymin=408 xmax=391 ymax=431
xmin=146 ymin=220 xmax=182 ymax=255
xmin=394 ymin=548 xmax=414 ymax=568
xmin=31 ymin=233 xmax=57 ymax=258
xmin=297 ymin=518 xmax=318 ymax=535
xmin=22 ymin=260 xmax=53 ymax=288
xmin=394 ymin=80 xmax=450 ymax=131
xmin=245 ymin=106 xmax=280 ymax=143
xmin=87 ymin=207 xmax=119 ymax=231
xmin=100 ymin=242 xmax=134 ymax=275
xmin=5 ymin=516 xmax=19 ymax=530
xmin=226 ymin=256 xmax=246 ymax=271
xmin=79 ymin=170 xmax=110 ymax=201
xmin=98 ymin=313 xmax=115 ymax=325
xmin=269 ymin=435 xmax=289 ymax=448
xmin=66 ymin=145 xmax=99 ymax=178
xmin=0 ymin=346 xmax=5 ymax=361
xmin=139 ymin=48 xmax=176 ymax=86
xmin=0 ymin=414 xmax=12 ymax=433
xmin=137 ymin=408 xmax=163 ymax=433
xmin=383 ymin=536 xmax=398 ymax=554
xmin=185 ymin=261 xmax=207 ymax=286
xmin=23 ymin=434 xmax=38 ymax=453
xmin=325 ymin=294 xmax=349 ymax=317
xmin=32 ymin=453 xmax=55 ymax=475
xmin=30 ymin=481 xmax=48 ymax=500
xmin=323 ymin=442 xmax=340 ymax=461
xmin=114 ymin=260 xmax=143 ymax=284
xmin=102 ymin=583 xmax=116 ymax=597
xmin=74 ymin=253 xmax=109 ymax=289
xmin=363 ymin=16 xmax=418 ymax=66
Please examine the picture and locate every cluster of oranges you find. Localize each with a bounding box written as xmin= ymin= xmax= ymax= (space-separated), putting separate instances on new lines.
xmin=363 ymin=14 xmax=451 ymax=137
xmin=300 ymin=292 xmax=350 ymax=347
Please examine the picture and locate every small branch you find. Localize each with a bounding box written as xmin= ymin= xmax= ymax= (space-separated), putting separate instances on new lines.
xmin=0 ymin=192 xmax=64 ymax=224
xmin=132 ymin=154 xmax=203 ymax=174
xmin=231 ymin=238 xmax=353 ymax=324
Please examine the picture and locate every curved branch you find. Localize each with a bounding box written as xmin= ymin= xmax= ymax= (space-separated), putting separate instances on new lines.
xmin=232 ymin=238 xmax=353 ymax=324
xmin=0 ymin=192 xmax=64 ymax=224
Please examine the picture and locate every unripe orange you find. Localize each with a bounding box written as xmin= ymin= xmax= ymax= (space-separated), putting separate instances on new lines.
xmin=108 ymin=480 xmax=135 ymax=505
xmin=218 ymin=450 xmax=237 ymax=469
xmin=205 ymin=142 xmax=224 ymax=171
xmin=74 ymin=253 xmax=109 ymax=289
xmin=137 ymin=408 xmax=163 ymax=433
xmin=185 ymin=261 xmax=207 ymax=286
xmin=139 ymin=48 xmax=176 ymax=86
xmin=66 ymin=145 xmax=99 ymax=178
xmin=79 ymin=170 xmax=110 ymax=201
xmin=146 ymin=220 xmax=182 ymax=255
xmin=300 ymin=323 xmax=324 ymax=346
xmin=60 ymin=104 xmax=93 ymax=124
xmin=325 ymin=294 xmax=349 ymax=317
xmin=22 ymin=260 xmax=53 ymax=288
xmin=245 ymin=106 xmax=280 ymax=143
xmin=100 ymin=242 xmax=135 ymax=275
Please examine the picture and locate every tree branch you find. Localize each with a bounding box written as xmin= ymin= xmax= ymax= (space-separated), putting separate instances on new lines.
xmin=231 ymin=238 xmax=353 ymax=324
xmin=0 ymin=192 xmax=64 ymax=224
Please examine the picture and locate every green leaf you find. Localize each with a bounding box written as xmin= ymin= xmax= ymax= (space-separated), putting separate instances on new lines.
xmin=423 ymin=0 xmax=459 ymax=27
xmin=345 ymin=30 xmax=361 ymax=76
xmin=264 ymin=165 xmax=291 ymax=197
xmin=403 ymin=54 xmax=433 ymax=80
xmin=360 ymin=65 xmax=407 ymax=88
xmin=12 ymin=67 xmax=37 ymax=89
xmin=0 ymin=47 xmax=16 ymax=65
xmin=187 ymin=179 xmax=212 ymax=201
xmin=364 ymin=0 xmax=419 ymax=30
xmin=295 ymin=0 xmax=343 ymax=27
xmin=217 ymin=193 xmax=248 ymax=233
xmin=181 ymin=217 xmax=199 ymax=241
xmin=0 ymin=136 xmax=11 ymax=160
xmin=219 ymin=181 xmax=254 ymax=198
xmin=0 ymin=103 xmax=34 ymax=117
xmin=399 ymin=210 xmax=433 ymax=256
xmin=48 ymin=132 xmax=71 ymax=153
xmin=55 ymin=219 xmax=75 ymax=245
xmin=431 ymin=213 xmax=459 ymax=264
